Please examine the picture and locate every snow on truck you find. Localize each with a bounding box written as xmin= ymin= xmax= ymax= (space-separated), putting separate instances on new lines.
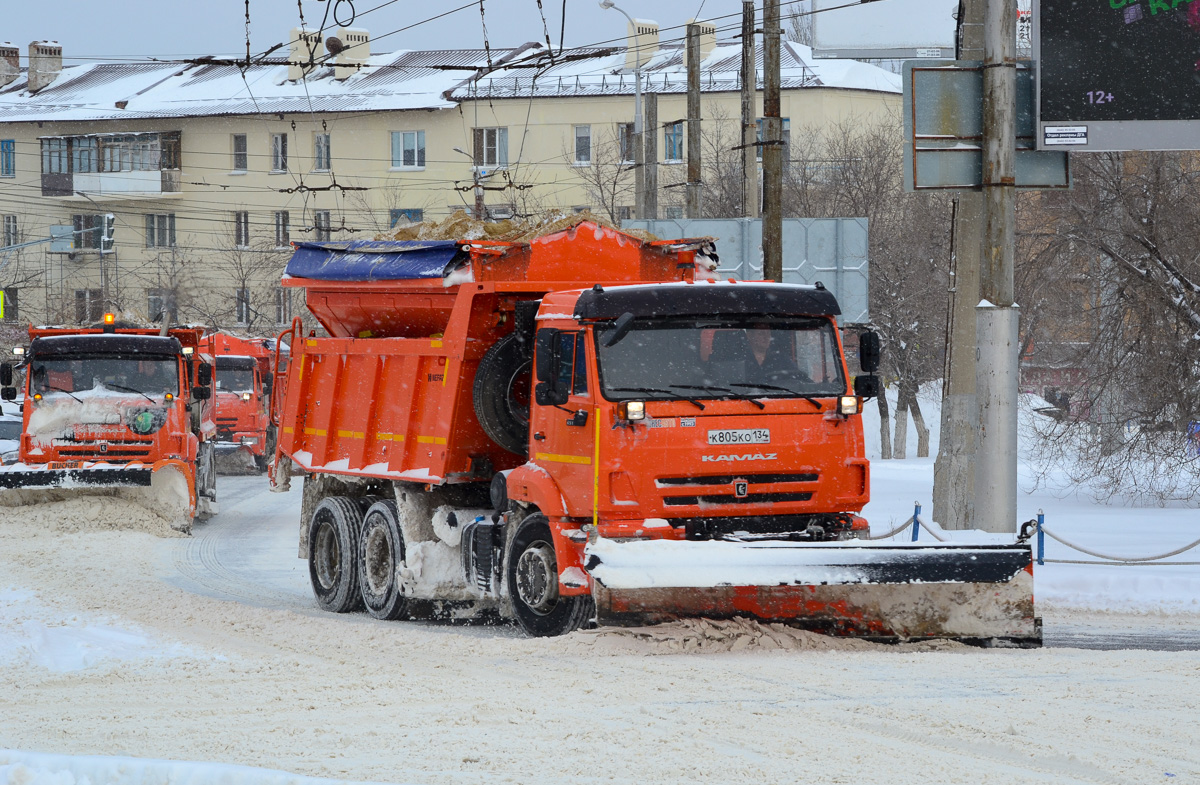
xmin=204 ymin=332 xmax=280 ymax=473
xmin=0 ymin=316 xmax=218 ymax=531
xmin=271 ymin=221 xmax=1041 ymax=643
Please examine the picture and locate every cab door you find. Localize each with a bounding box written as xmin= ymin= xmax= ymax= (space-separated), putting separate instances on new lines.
xmin=531 ymin=329 xmax=595 ymax=517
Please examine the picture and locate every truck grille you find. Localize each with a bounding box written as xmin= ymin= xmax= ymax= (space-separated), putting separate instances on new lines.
xmin=657 ymin=473 xmax=818 ymax=487
xmin=57 ymin=446 xmax=154 ymax=460
xmin=663 ymin=491 xmax=813 ymax=507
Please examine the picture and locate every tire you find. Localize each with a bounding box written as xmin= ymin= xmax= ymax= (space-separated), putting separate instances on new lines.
xmin=255 ymin=426 xmax=277 ymax=473
xmin=357 ymin=499 xmax=409 ymax=620
xmin=506 ymin=514 xmax=593 ymax=636
xmin=473 ymin=332 xmax=533 ymax=456
xmin=308 ymin=496 xmax=365 ymax=613
xmin=194 ymin=441 xmax=218 ymax=520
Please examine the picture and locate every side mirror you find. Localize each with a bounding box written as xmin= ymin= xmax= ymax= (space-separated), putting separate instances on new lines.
xmin=859 ymin=331 xmax=881 ymax=374
xmin=534 ymin=381 xmax=568 ymax=408
xmin=0 ymin=362 xmax=12 ymax=387
xmin=1 ymin=388 xmax=15 ymax=401
xmin=534 ymin=329 xmax=560 ymax=384
xmin=197 ymin=362 xmax=212 ymax=386
xmin=262 ymin=378 xmax=273 ymax=395
xmin=192 ymin=385 xmax=211 ymax=400
xmin=854 ymin=374 xmax=881 ymax=399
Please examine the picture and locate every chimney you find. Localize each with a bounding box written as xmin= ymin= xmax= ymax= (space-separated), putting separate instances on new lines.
xmin=333 ymin=27 xmax=369 ymax=81
xmin=0 ymin=43 xmax=18 ymax=89
xmin=687 ymin=19 xmax=717 ymax=61
xmin=27 ymin=40 xmax=62 ymax=93
xmin=288 ymin=26 xmax=325 ymax=81
xmin=625 ymin=19 xmax=658 ymax=72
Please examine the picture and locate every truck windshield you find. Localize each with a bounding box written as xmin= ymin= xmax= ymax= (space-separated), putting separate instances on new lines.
xmin=216 ymin=367 xmax=254 ymax=392
xmin=30 ymin=355 xmax=179 ymax=397
xmin=595 ymin=317 xmax=846 ymax=400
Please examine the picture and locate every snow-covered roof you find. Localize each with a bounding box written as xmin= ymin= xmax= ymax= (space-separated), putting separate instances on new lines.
xmin=447 ymin=40 xmax=900 ymax=100
xmin=0 ymin=40 xmax=898 ymax=125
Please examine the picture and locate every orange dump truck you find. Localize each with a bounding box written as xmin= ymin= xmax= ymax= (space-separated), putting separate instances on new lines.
xmin=0 ymin=316 xmax=218 ymax=531
xmin=204 ymin=332 xmax=278 ymax=473
xmin=271 ymin=222 xmax=1039 ymax=643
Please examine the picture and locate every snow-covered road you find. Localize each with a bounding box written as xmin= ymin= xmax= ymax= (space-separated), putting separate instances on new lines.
xmin=1 ymin=474 xmax=1198 ymax=784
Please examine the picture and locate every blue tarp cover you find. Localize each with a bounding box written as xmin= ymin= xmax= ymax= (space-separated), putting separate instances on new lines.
xmin=284 ymin=240 xmax=462 ymax=281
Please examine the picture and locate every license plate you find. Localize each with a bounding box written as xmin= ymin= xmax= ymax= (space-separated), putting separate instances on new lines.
xmin=707 ymin=428 xmax=770 ymax=445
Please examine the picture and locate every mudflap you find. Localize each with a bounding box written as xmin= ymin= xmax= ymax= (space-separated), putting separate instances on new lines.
xmin=586 ymin=538 xmax=1042 ymax=647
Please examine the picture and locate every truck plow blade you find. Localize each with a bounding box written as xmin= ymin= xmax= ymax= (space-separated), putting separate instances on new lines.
xmin=0 ymin=462 xmax=196 ymax=533
xmin=586 ymin=538 xmax=1041 ymax=647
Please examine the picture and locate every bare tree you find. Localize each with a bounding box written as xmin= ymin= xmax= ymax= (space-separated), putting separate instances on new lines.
xmin=563 ymin=127 xmax=637 ymax=223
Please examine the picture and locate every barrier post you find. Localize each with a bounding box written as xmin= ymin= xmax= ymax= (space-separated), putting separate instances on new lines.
xmin=1036 ymin=509 xmax=1045 ymax=566
xmin=911 ymin=502 xmax=921 ymax=542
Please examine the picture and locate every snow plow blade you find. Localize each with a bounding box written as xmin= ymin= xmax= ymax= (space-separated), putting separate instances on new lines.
xmin=0 ymin=461 xmax=198 ymax=533
xmin=586 ymin=539 xmax=1041 ymax=647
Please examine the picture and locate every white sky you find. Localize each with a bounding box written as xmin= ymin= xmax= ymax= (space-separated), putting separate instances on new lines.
xmin=4 ymin=0 xmax=779 ymax=63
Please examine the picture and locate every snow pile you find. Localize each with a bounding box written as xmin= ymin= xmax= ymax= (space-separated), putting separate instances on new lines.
xmin=565 ymin=618 xmax=960 ymax=655
xmin=0 ymin=751 xmax=388 ymax=785
xmin=0 ymin=495 xmax=184 ymax=538
xmin=0 ymin=589 xmax=202 ymax=673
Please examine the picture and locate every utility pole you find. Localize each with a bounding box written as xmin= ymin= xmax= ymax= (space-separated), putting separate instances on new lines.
xmin=761 ymin=0 xmax=783 ymax=282
xmin=644 ymin=92 xmax=659 ymax=220
xmin=686 ymin=22 xmax=702 ymax=219
xmin=974 ymin=0 xmax=1018 ymax=533
xmin=474 ymin=172 xmax=485 ymax=221
xmin=933 ymin=0 xmax=983 ymax=530
xmin=740 ymin=0 xmax=759 ymax=219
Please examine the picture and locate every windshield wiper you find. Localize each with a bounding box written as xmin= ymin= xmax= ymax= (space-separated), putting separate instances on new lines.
xmin=729 ymin=382 xmax=823 ymax=410
xmin=609 ymin=387 xmax=705 ymax=411
xmin=43 ymin=385 xmax=83 ymax=403
xmin=101 ymin=383 xmax=156 ymax=403
xmin=670 ymin=384 xmax=765 ymax=410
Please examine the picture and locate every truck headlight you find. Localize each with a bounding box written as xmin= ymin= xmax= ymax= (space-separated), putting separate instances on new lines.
xmin=838 ymin=396 xmax=859 ymax=415
xmin=241 ymin=436 xmax=259 ymax=445
xmin=241 ymin=392 xmax=252 ymax=401
xmin=617 ymin=401 xmax=645 ymax=421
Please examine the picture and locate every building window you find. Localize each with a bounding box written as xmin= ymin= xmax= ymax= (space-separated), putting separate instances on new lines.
xmin=274 ymin=211 xmax=290 ymax=247
xmin=160 ymin=131 xmax=181 ymax=170
xmin=755 ymin=118 xmax=791 ymax=162
xmin=100 ymin=134 xmax=161 ymax=172
xmin=75 ymin=289 xmax=104 ymax=323
xmin=664 ymin=122 xmax=684 ymax=162
xmin=664 ymin=205 xmax=684 ymax=219
xmin=2 ymin=215 xmax=17 ymax=247
xmin=145 ymin=214 xmax=176 ymax=248
xmin=234 ymin=211 xmax=250 ymax=248
xmin=472 ymin=127 xmax=508 ymax=168
xmin=42 ymin=139 xmax=69 ymax=174
xmin=232 ymin=134 xmax=248 ymax=171
xmin=0 ymin=288 xmax=16 ymax=321
xmin=389 ymin=208 xmax=423 ymax=227
xmin=313 ymin=210 xmax=331 ymax=241
xmin=235 ymin=287 xmax=252 ymax=325
xmin=271 ymin=133 xmax=288 ymax=172
xmin=0 ymin=140 xmax=14 ymax=177
xmin=574 ymin=125 xmax=591 ymax=165
xmin=275 ymin=287 xmax=292 ymax=324
xmin=146 ymin=288 xmax=168 ymax=322
xmin=72 ymin=214 xmax=103 ymax=250
xmin=314 ymin=133 xmax=331 ymax=171
xmin=391 ymin=131 xmax=425 ymax=168
xmin=72 ymin=137 xmax=98 ymax=173
xmin=618 ymin=123 xmax=635 ymax=164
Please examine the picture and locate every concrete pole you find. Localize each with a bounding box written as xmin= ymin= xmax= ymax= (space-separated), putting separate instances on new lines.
xmin=644 ymin=92 xmax=659 ymax=219
xmin=686 ymin=23 xmax=702 ymax=219
xmin=741 ymin=0 xmax=759 ymax=219
xmin=933 ymin=0 xmax=983 ymax=530
xmin=762 ymin=0 xmax=783 ymax=283
xmin=974 ymin=0 xmax=1018 ymax=533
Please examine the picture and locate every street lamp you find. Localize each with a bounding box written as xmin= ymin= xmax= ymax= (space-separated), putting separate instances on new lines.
xmin=599 ymin=0 xmax=644 ymax=219
xmin=452 ymin=146 xmax=485 ymax=220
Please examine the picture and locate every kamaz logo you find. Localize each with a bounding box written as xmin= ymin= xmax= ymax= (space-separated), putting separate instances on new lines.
xmin=702 ymin=453 xmax=777 ymax=462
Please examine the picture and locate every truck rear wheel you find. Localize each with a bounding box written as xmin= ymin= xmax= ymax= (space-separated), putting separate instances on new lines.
xmin=506 ymin=514 xmax=592 ymax=636
xmin=473 ymin=332 xmax=532 ymax=456
xmin=357 ymin=499 xmax=409 ymax=620
xmin=308 ymin=496 xmax=364 ymax=613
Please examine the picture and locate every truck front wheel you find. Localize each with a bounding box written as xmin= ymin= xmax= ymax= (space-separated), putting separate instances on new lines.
xmin=506 ymin=514 xmax=592 ymax=636
xmin=357 ymin=499 xmax=409 ymax=620
xmin=308 ymin=496 xmax=364 ymax=613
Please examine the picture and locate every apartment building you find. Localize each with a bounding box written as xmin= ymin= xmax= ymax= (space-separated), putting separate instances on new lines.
xmin=0 ymin=24 xmax=899 ymax=330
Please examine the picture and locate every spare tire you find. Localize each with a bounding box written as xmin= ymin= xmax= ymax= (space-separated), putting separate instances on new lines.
xmin=473 ymin=331 xmax=532 ymax=456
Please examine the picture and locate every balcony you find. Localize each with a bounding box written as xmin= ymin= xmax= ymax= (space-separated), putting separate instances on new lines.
xmin=42 ymin=169 xmax=182 ymax=200
xmin=40 ymin=131 xmax=182 ymax=200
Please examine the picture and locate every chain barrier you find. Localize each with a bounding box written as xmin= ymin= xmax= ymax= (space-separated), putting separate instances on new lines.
xmin=871 ymin=506 xmax=1200 ymax=566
